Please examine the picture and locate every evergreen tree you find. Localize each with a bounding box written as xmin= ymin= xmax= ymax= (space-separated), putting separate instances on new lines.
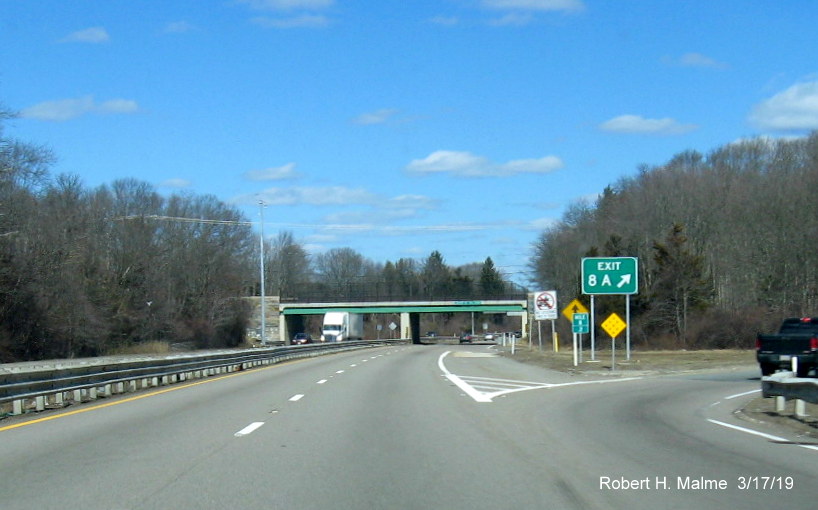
xmin=479 ymin=257 xmax=505 ymax=297
xmin=648 ymin=224 xmax=713 ymax=347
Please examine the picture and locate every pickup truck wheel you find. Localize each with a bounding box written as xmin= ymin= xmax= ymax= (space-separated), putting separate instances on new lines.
xmin=760 ymin=363 xmax=776 ymax=376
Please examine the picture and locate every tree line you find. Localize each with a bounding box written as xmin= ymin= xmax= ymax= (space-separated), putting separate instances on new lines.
xmin=1 ymin=107 xmax=517 ymax=361
xmin=531 ymin=132 xmax=818 ymax=349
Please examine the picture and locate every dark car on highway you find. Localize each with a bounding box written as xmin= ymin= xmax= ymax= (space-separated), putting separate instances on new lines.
xmin=459 ymin=333 xmax=474 ymax=344
xmin=292 ymin=333 xmax=313 ymax=345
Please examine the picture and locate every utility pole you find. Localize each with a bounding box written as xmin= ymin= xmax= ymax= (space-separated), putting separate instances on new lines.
xmin=259 ymin=200 xmax=266 ymax=345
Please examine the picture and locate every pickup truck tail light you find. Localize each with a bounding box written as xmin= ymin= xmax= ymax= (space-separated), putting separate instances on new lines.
xmin=755 ymin=338 xmax=762 ymax=350
xmin=811 ymin=337 xmax=818 ymax=351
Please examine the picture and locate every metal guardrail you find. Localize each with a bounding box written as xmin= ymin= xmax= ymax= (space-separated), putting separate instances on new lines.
xmin=0 ymin=340 xmax=407 ymax=416
xmin=762 ymin=371 xmax=818 ymax=404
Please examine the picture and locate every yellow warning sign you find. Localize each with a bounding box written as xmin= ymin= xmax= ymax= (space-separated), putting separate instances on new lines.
xmin=601 ymin=313 xmax=627 ymax=338
xmin=561 ymin=299 xmax=589 ymax=321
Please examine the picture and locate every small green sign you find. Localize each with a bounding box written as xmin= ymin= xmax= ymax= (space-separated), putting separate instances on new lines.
xmin=572 ymin=313 xmax=589 ymax=334
xmin=581 ymin=257 xmax=638 ymax=295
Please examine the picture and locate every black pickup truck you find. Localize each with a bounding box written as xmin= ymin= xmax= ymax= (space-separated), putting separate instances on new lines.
xmin=756 ymin=317 xmax=818 ymax=377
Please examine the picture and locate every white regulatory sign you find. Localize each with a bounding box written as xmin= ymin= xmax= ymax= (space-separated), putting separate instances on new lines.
xmin=534 ymin=290 xmax=558 ymax=320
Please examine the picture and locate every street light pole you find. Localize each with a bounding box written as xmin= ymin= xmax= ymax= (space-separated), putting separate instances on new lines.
xmin=259 ymin=200 xmax=266 ymax=345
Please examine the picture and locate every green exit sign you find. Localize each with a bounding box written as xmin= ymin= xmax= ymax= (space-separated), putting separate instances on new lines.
xmin=582 ymin=257 xmax=638 ymax=295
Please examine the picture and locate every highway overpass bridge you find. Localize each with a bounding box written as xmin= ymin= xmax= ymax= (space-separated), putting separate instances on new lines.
xmin=278 ymin=300 xmax=528 ymax=344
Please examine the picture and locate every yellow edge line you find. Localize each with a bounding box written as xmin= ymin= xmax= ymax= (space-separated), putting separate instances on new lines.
xmin=0 ymin=358 xmax=304 ymax=433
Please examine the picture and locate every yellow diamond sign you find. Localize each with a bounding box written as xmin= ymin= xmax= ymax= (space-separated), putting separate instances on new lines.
xmin=601 ymin=313 xmax=627 ymax=338
xmin=561 ymin=298 xmax=589 ymax=321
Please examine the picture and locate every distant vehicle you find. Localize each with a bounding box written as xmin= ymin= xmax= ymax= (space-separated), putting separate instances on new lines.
xmin=484 ymin=333 xmax=495 ymax=341
xmin=459 ymin=333 xmax=474 ymax=344
xmin=757 ymin=317 xmax=818 ymax=377
xmin=321 ymin=312 xmax=364 ymax=342
xmin=292 ymin=333 xmax=313 ymax=345
xmin=426 ymin=331 xmax=436 ymax=337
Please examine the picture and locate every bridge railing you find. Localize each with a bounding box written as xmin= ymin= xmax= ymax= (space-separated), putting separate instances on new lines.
xmin=0 ymin=340 xmax=407 ymax=417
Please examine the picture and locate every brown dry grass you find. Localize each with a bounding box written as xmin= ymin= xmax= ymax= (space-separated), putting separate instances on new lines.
xmin=499 ymin=345 xmax=756 ymax=374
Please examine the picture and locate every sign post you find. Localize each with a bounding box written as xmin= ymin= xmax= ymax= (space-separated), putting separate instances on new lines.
xmin=534 ymin=291 xmax=558 ymax=352
xmin=573 ymin=313 xmax=590 ymax=366
xmin=582 ymin=257 xmax=639 ymax=360
xmin=562 ymin=300 xmax=589 ymax=366
xmin=601 ymin=313 xmax=627 ymax=371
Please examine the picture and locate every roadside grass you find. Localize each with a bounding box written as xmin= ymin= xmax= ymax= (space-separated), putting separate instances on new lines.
xmin=498 ymin=344 xmax=757 ymax=374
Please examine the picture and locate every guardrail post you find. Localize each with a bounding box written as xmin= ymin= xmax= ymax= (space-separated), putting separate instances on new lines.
xmin=13 ymin=399 xmax=23 ymax=415
xmin=795 ymin=399 xmax=807 ymax=418
xmin=776 ymin=396 xmax=786 ymax=412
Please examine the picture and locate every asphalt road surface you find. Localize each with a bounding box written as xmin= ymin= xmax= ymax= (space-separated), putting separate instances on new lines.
xmin=1 ymin=344 xmax=816 ymax=509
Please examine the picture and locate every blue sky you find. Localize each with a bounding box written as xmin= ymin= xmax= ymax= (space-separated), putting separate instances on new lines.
xmin=3 ymin=1 xmax=818 ymax=285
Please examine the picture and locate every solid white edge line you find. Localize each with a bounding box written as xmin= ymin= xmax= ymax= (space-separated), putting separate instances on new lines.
xmin=234 ymin=422 xmax=265 ymax=437
xmin=725 ymin=389 xmax=761 ymax=400
xmin=707 ymin=419 xmax=818 ymax=451
xmin=438 ymin=351 xmax=492 ymax=403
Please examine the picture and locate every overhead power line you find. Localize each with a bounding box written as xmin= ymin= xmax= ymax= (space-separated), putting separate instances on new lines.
xmin=114 ymin=215 xmax=500 ymax=232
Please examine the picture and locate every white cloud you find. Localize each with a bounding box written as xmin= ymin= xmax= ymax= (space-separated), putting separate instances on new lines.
xmin=384 ymin=194 xmax=440 ymax=210
xmin=238 ymin=0 xmax=333 ymax=10
xmin=60 ymin=27 xmax=110 ymax=43
xmin=406 ymin=150 xmax=563 ymax=177
xmin=599 ymin=114 xmax=697 ymax=135
xmin=251 ymin=14 xmax=330 ymax=28
xmin=235 ymin=186 xmax=376 ymax=206
xmin=481 ymin=0 xmax=585 ymax=11
xmin=429 ymin=15 xmax=459 ymax=26
xmin=98 ymin=99 xmax=139 ymax=115
xmin=20 ymin=96 xmax=138 ymax=121
xmin=243 ymin=163 xmax=300 ymax=181
xmin=662 ymin=52 xmax=727 ymax=69
xmin=489 ymin=13 xmax=535 ymax=26
xmin=749 ymin=81 xmax=818 ymax=131
xmin=678 ymin=52 xmax=727 ymax=69
xmin=160 ymin=178 xmax=192 ymax=188
xmin=164 ymin=21 xmax=195 ymax=34
xmin=527 ymin=217 xmax=558 ymax=230
xmin=353 ymin=108 xmax=398 ymax=125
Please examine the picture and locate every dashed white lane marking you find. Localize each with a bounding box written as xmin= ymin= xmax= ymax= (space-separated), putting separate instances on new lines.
xmin=336 ymin=370 xmax=345 ymax=374
xmin=317 ymin=379 xmax=327 ymax=384
xmin=289 ymin=394 xmax=304 ymax=402
xmin=438 ymin=351 xmax=642 ymax=403
xmin=235 ymin=422 xmax=264 ymax=437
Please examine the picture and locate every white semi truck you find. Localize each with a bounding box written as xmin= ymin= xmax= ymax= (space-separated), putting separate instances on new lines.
xmin=321 ymin=312 xmax=364 ymax=342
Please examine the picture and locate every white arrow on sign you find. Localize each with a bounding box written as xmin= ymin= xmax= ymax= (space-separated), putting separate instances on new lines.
xmin=616 ymin=274 xmax=632 ymax=289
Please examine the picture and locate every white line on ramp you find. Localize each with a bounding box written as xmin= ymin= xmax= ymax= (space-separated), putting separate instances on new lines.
xmin=438 ymin=351 xmax=642 ymax=403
